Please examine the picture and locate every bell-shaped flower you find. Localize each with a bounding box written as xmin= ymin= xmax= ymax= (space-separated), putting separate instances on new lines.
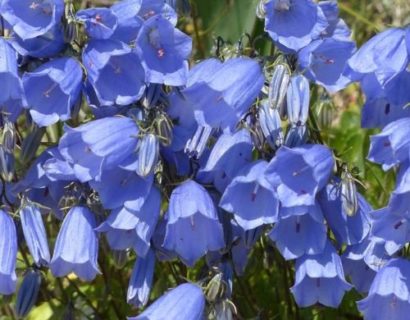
xmin=198 ymin=129 xmax=253 ymax=192
xmin=0 ymin=38 xmax=25 ymax=122
xmin=50 ymin=206 xmax=100 ymax=281
xmin=129 ymin=283 xmax=205 ymax=320
xmin=347 ymin=27 xmax=409 ymax=85
xmin=127 ymin=249 xmax=156 ymax=307
xmin=97 ymin=186 xmax=160 ymax=257
xmin=220 ymin=160 xmax=279 ymax=230
xmin=182 ymin=58 xmax=264 ymax=132
xmin=20 ymin=204 xmax=51 ymax=267
xmin=318 ymin=181 xmax=371 ymax=245
xmin=0 ymin=209 xmax=17 ymax=295
xmin=263 ymin=0 xmax=328 ymax=51
xmin=342 ymin=257 xmax=376 ymax=294
xmin=135 ymin=15 xmax=192 ymax=86
xmin=89 ymin=167 xmax=153 ymax=210
xmin=23 ymin=57 xmax=83 ymax=127
xmin=269 ymin=205 xmax=327 ymax=260
xmin=76 ymin=8 xmax=118 ymax=39
xmin=291 ymin=242 xmax=352 ymax=307
xmin=58 ymin=116 xmax=139 ymax=182
xmin=10 ymin=24 xmax=66 ymax=58
xmin=163 ymin=180 xmax=225 ymax=266
xmin=357 ymin=258 xmax=410 ymax=320
xmin=298 ymin=37 xmax=356 ymax=93
xmin=265 ymin=144 xmax=334 ymax=207
xmin=0 ymin=0 xmax=64 ymax=40
xmin=82 ymin=39 xmax=146 ymax=106
xmin=367 ymin=117 xmax=410 ymax=171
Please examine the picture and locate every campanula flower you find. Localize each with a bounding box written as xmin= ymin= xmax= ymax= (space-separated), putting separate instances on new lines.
xmin=358 ymin=258 xmax=410 ymax=320
xmin=342 ymin=257 xmax=376 ymax=293
xmin=58 ymin=116 xmax=139 ymax=182
xmin=15 ymin=269 xmax=42 ymax=317
xmin=0 ymin=209 xmax=17 ymax=295
xmin=265 ymin=144 xmax=334 ymax=207
xmin=82 ymin=39 xmax=146 ymax=106
xmin=129 ymin=283 xmax=205 ymax=320
xmin=23 ymin=57 xmax=83 ymax=127
xmin=50 ymin=206 xmax=100 ymax=281
xmin=291 ymin=242 xmax=352 ymax=307
xmin=135 ymin=15 xmax=192 ymax=86
xmin=163 ymin=180 xmax=225 ymax=266
xmin=0 ymin=38 xmax=25 ymax=122
xmin=182 ymin=58 xmax=264 ymax=132
xmin=76 ymin=8 xmax=118 ymax=39
xmin=220 ymin=160 xmax=279 ymax=230
xmin=0 ymin=0 xmax=64 ymax=40
xmin=264 ymin=0 xmax=328 ymax=51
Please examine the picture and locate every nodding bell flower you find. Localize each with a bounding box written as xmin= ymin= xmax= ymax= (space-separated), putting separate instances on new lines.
xmin=76 ymin=8 xmax=118 ymax=39
xmin=0 ymin=209 xmax=17 ymax=295
xmin=163 ymin=180 xmax=225 ymax=267
xmin=50 ymin=206 xmax=100 ymax=281
xmin=129 ymin=283 xmax=205 ymax=320
xmin=22 ymin=57 xmax=83 ymax=127
xmin=20 ymin=203 xmax=51 ymax=267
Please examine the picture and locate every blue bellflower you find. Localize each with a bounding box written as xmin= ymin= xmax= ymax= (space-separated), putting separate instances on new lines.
xmin=264 ymin=0 xmax=328 ymax=51
xmin=50 ymin=206 xmax=100 ymax=281
xmin=0 ymin=210 xmax=17 ymax=295
xmin=129 ymin=283 xmax=205 ymax=320
xmin=163 ymin=180 xmax=225 ymax=266
xmin=291 ymin=242 xmax=352 ymax=307
xmin=82 ymin=40 xmax=146 ymax=106
xmin=220 ymin=160 xmax=280 ymax=230
xmin=358 ymin=258 xmax=410 ymax=320
xmin=76 ymin=8 xmax=118 ymax=39
xmin=23 ymin=57 xmax=83 ymax=127
xmin=136 ymin=15 xmax=192 ymax=86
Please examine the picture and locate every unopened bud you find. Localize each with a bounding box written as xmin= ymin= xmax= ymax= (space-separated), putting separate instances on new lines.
xmin=15 ymin=269 xmax=42 ymax=318
xmin=137 ymin=133 xmax=159 ymax=177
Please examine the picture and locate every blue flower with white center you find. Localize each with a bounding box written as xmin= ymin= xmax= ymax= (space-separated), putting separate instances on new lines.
xmin=136 ymin=15 xmax=192 ymax=86
xmin=0 ymin=0 xmax=64 ymax=40
xmin=163 ymin=180 xmax=225 ymax=266
xmin=358 ymin=258 xmax=410 ymax=320
xmin=50 ymin=206 xmax=100 ymax=281
xmin=82 ymin=39 xmax=146 ymax=106
xmin=263 ymin=0 xmax=328 ymax=52
xmin=0 ymin=209 xmax=17 ymax=295
xmin=291 ymin=242 xmax=352 ymax=307
xmin=22 ymin=57 xmax=83 ymax=127
xmin=220 ymin=160 xmax=279 ymax=230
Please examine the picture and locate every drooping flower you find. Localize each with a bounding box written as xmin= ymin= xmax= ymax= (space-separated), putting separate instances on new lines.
xmin=291 ymin=242 xmax=352 ymax=307
xmin=263 ymin=0 xmax=328 ymax=51
xmin=50 ymin=206 xmax=100 ymax=281
xmin=0 ymin=209 xmax=17 ymax=295
xmin=82 ymin=39 xmax=146 ymax=106
xmin=265 ymin=144 xmax=334 ymax=207
xmin=58 ymin=116 xmax=139 ymax=182
xmin=135 ymin=15 xmax=192 ymax=86
xmin=182 ymin=58 xmax=264 ymax=132
xmin=76 ymin=8 xmax=118 ymax=39
xmin=23 ymin=57 xmax=83 ymax=127
xmin=357 ymin=258 xmax=410 ymax=320
xmin=129 ymin=283 xmax=205 ymax=320
xmin=163 ymin=180 xmax=225 ymax=266
xmin=220 ymin=160 xmax=279 ymax=230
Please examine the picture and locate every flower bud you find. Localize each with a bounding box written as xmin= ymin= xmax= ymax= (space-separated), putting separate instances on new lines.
xmin=287 ymin=75 xmax=310 ymax=126
xmin=256 ymin=0 xmax=266 ymax=19
xmin=154 ymin=112 xmax=173 ymax=146
xmin=268 ymin=64 xmax=290 ymax=110
xmin=259 ymin=101 xmax=283 ymax=149
xmin=185 ymin=125 xmax=213 ymax=159
xmin=137 ymin=133 xmax=159 ymax=177
xmin=284 ymin=125 xmax=307 ymax=148
xmin=341 ymin=169 xmax=358 ymax=217
xmin=20 ymin=126 xmax=45 ymax=164
xmin=15 ymin=269 xmax=42 ymax=318
xmin=0 ymin=145 xmax=14 ymax=182
xmin=1 ymin=120 xmax=16 ymax=152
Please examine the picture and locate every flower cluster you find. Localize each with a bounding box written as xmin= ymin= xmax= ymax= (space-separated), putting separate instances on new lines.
xmin=1 ymin=0 xmax=410 ymax=319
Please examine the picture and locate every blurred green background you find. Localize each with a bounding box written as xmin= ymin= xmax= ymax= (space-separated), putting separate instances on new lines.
xmin=2 ymin=0 xmax=410 ymax=319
